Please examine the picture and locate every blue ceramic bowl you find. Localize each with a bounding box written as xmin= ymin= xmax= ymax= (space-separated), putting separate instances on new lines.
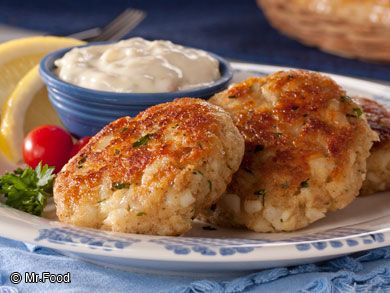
xmin=39 ymin=43 xmax=233 ymax=138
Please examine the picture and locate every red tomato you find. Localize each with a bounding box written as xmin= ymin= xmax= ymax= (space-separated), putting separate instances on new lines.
xmin=23 ymin=125 xmax=73 ymax=173
xmin=69 ymin=136 xmax=91 ymax=158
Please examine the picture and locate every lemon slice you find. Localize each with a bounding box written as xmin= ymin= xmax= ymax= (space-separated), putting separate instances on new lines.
xmin=0 ymin=36 xmax=84 ymax=111
xmin=0 ymin=65 xmax=62 ymax=163
xmin=0 ymin=36 xmax=85 ymax=165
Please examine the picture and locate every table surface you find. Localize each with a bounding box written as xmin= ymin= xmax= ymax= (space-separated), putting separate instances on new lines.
xmin=0 ymin=0 xmax=389 ymax=82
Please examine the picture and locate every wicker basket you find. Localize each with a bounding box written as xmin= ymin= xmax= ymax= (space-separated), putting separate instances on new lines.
xmin=257 ymin=0 xmax=390 ymax=62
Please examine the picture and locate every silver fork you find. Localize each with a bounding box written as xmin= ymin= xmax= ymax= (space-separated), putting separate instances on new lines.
xmin=68 ymin=8 xmax=146 ymax=42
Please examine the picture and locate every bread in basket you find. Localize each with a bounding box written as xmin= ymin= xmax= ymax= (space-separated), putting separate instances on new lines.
xmin=257 ymin=0 xmax=390 ymax=62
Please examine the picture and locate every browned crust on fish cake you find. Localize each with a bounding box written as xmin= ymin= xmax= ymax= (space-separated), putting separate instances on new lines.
xmin=204 ymin=70 xmax=377 ymax=232
xmin=54 ymin=98 xmax=244 ymax=235
xmin=216 ymin=71 xmax=361 ymax=190
xmin=352 ymin=96 xmax=390 ymax=196
xmin=353 ymin=96 xmax=390 ymax=148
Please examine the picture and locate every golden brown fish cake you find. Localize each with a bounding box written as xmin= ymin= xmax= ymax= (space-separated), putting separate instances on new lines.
xmin=202 ymin=70 xmax=378 ymax=232
xmin=54 ymin=98 xmax=244 ymax=236
xmin=352 ymin=97 xmax=390 ymax=196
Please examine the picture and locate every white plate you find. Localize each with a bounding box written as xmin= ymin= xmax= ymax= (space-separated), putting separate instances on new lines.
xmin=0 ymin=62 xmax=389 ymax=273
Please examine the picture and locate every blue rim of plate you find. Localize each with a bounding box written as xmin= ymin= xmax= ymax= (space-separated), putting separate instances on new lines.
xmin=39 ymin=43 xmax=233 ymax=105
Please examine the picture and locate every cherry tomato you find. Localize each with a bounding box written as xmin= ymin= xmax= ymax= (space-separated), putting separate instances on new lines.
xmin=69 ymin=136 xmax=91 ymax=158
xmin=23 ymin=125 xmax=73 ymax=173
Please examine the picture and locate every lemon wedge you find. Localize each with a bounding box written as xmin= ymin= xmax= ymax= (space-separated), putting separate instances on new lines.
xmin=0 ymin=36 xmax=85 ymax=164
xmin=0 ymin=65 xmax=61 ymax=163
xmin=0 ymin=65 xmax=63 ymax=163
xmin=0 ymin=36 xmax=84 ymax=110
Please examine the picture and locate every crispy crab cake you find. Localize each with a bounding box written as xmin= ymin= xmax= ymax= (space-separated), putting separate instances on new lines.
xmin=202 ymin=70 xmax=378 ymax=232
xmin=352 ymin=97 xmax=390 ymax=196
xmin=54 ymin=98 xmax=244 ymax=236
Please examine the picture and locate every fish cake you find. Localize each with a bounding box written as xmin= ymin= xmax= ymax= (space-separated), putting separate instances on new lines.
xmin=54 ymin=98 xmax=244 ymax=236
xmin=353 ymin=97 xmax=390 ymax=196
xmin=202 ymin=70 xmax=378 ymax=232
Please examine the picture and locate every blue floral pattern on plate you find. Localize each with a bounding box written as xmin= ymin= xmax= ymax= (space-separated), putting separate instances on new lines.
xmin=295 ymin=233 xmax=386 ymax=252
xmin=33 ymin=226 xmax=387 ymax=256
xmin=35 ymin=227 xmax=140 ymax=251
xmin=149 ymin=237 xmax=267 ymax=256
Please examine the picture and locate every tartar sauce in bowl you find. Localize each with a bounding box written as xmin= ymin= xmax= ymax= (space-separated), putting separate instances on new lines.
xmin=54 ymin=37 xmax=221 ymax=93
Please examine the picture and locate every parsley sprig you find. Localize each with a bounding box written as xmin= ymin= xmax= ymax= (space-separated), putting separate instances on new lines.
xmin=0 ymin=163 xmax=55 ymax=216
xmin=133 ymin=134 xmax=152 ymax=148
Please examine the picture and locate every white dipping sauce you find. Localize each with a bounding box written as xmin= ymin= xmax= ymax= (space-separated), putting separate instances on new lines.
xmin=55 ymin=38 xmax=221 ymax=93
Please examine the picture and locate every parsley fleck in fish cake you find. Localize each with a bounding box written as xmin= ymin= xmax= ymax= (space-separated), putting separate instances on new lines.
xmin=202 ymin=70 xmax=378 ymax=232
xmin=353 ymin=97 xmax=390 ymax=196
xmin=54 ymin=98 xmax=244 ymax=236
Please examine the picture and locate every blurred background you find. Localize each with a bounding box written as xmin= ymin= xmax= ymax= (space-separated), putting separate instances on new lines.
xmin=0 ymin=0 xmax=389 ymax=81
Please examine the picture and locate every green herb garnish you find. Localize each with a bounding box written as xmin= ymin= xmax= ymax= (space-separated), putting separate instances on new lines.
xmin=287 ymin=74 xmax=295 ymax=80
xmin=281 ymin=182 xmax=289 ymax=189
xmin=111 ymin=182 xmax=130 ymax=190
xmin=133 ymin=134 xmax=152 ymax=147
xmin=0 ymin=163 xmax=55 ymax=216
xmin=274 ymin=132 xmax=283 ymax=138
xmin=254 ymin=189 xmax=266 ymax=197
xmin=352 ymin=108 xmax=363 ymax=118
xmin=192 ymin=170 xmax=204 ymax=176
xmin=347 ymin=108 xmax=363 ymax=118
xmin=77 ymin=155 xmax=87 ymax=168
xmin=136 ymin=212 xmax=146 ymax=216
xmin=300 ymin=179 xmax=309 ymax=188
xmin=340 ymin=95 xmax=351 ymax=102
